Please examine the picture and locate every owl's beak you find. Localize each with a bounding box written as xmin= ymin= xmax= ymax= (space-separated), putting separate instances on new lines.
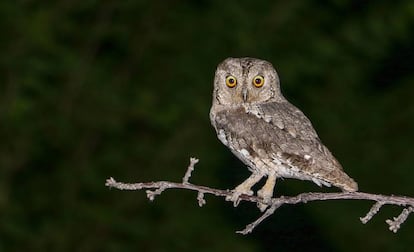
xmin=242 ymin=88 xmax=248 ymax=102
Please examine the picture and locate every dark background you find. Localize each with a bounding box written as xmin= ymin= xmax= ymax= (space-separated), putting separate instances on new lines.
xmin=1 ymin=0 xmax=414 ymax=251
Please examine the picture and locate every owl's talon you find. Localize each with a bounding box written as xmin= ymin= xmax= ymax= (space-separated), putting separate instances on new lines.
xmin=257 ymin=193 xmax=272 ymax=212
xmin=257 ymin=202 xmax=269 ymax=212
xmin=256 ymin=174 xmax=277 ymax=211
xmin=257 ymin=188 xmax=273 ymax=212
xmin=225 ymin=191 xmax=242 ymax=207
xmin=226 ymin=188 xmax=253 ymax=207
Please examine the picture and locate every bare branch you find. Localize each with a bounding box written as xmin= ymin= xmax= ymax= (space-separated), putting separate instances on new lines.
xmin=237 ymin=203 xmax=281 ymax=234
xmin=360 ymin=201 xmax=384 ymax=224
xmin=105 ymin=158 xmax=414 ymax=234
xmin=182 ymin=157 xmax=199 ymax=184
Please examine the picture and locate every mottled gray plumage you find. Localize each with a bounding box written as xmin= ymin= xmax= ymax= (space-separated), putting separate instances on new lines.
xmin=210 ymin=57 xmax=358 ymax=210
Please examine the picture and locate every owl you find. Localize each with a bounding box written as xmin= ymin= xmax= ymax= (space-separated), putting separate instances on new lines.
xmin=210 ymin=57 xmax=358 ymax=211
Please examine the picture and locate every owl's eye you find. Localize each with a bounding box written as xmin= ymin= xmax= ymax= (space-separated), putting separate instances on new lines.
xmin=252 ymin=75 xmax=264 ymax=87
xmin=225 ymin=76 xmax=237 ymax=88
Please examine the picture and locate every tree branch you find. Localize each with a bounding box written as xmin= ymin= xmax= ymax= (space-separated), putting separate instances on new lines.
xmin=105 ymin=157 xmax=414 ymax=234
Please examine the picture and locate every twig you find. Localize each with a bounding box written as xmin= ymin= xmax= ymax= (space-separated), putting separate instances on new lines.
xmin=360 ymin=201 xmax=384 ymax=224
xmin=197 ymin=192 xmax=206 ymax=207
xmin=105 ymin=158 xmax=414 ymax=234
xmin=236 ymin=203 xmax=281 ymax=234
xmin=386 ymin=206 xmax=414 ymax=233
xmin=182 ymin=157 xmax=199 ymax=184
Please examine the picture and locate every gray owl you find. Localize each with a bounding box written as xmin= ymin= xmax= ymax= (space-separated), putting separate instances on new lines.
xmin=210 ymin=57 xmax=358 ymax=211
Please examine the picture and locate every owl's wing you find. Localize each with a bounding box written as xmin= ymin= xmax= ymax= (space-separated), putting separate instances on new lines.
xmin=246 ymin=101 xmax=319 ymax=141
xmin=212 ymin=102 xmax=358 ymax=191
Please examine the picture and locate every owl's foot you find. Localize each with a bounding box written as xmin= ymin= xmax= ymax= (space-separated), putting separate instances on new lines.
xmin=257 ymin=174 xmax=277 ymax=212
xmin=226 ymin=172 xmax=263 ymax=207
xmin=226 ymin=186 xmax=254 ymax=207
xmin=257 ymin=188 xmax=272 ymax=212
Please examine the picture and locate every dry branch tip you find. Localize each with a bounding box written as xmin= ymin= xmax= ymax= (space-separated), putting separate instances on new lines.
xmin=386 ymin=206 xmax=414 ymax=233
xmin=360 ymin=201 xmax=384 ymax=224
xmin=182 ymin=157 xmax=199 ymax=184
xmin=197 ymin=192 xmax=206 ymax=207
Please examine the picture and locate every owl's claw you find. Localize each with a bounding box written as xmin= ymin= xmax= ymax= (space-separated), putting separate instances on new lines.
xmin=257 ymin=189 xmax=272 ymax=212
xmin=257 ymin=174 xmax=277 ymax=212
xmin=257 ymin=203 xmax=269 ymax=212
xmin=226 ymin=188 xmax=253 ymax=207
xmin=225 ymin=172 xmax=263 ymax=207
xmin=225 ymin=191 xmax=242 ymax=207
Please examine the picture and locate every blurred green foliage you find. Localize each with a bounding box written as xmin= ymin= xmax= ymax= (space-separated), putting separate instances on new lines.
xmin=1 ymin=0 xmax=414 ymax=251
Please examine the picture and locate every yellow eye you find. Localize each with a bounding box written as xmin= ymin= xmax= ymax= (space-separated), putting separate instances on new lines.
xmin=225 ymin=75 xmax=237 ymax=88
xmin=252 ymin=75 xmax=264 ymax=87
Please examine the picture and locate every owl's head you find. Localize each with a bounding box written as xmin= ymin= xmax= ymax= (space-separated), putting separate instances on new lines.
xmin=212 ymin=57 xmax=283 ymax=106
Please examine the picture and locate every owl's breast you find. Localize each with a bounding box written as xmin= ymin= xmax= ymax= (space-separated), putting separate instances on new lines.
xmin=211 ymin=106 xmax=275 ymax=172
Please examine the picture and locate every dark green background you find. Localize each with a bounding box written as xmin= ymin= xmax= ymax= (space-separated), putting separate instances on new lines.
xmin=1 ymin=1 xmax=414 ymax=251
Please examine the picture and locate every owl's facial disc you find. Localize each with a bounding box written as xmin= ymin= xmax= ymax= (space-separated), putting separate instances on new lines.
xmin=214 ymin=57 xmax=283 ymax=106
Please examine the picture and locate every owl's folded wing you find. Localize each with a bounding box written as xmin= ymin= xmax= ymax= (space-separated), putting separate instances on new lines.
xmin=247 ymin=101 xmax=320 ymax=141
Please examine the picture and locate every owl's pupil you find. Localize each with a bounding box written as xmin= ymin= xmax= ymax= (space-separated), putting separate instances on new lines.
xmin=229 ymin=79 xmax=234 ymax=84
xmin=255 ymin=78 xmax=261 ymax=84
